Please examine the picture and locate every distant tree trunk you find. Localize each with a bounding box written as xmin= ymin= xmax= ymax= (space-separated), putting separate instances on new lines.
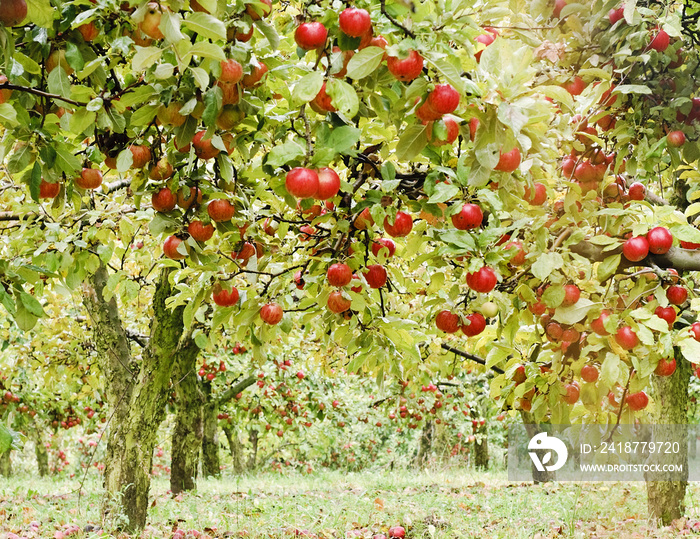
xmin=169 ymin=338 xmax=203 ymax=495
xmin=248 ymin=428 xmax=259 ymax=470
xmin=646 ymin=354 xmax=691 ymax=526
xmin=521 ymin=411 xmax=555 ymax=483
xmin=83 ymin=265 xmax=187 ymax=533
xmin=474 ymin=425 xmax=489 ymax=470
xmin=201 ymin=382 xmax=220 ymax=477
xmin=34 ymin=430 xmax=49 ymax=477
xmin=0 ymin=450 xmax=10 ymax=477
xmin=223 ymin=424 xmax=244 ymax=474
xmin=414 ymin=420 xmax=433 ymax=468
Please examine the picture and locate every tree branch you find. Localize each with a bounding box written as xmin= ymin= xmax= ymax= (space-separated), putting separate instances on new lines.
xmin=571 ymin=242 xmax=700 ymax=273
xmin=0 ymin=83 xmax=88 ymax=107
xmin=216 ymin=375 xmax=256 ymax=407
xmin=380 ymin=0 xmax=416 ymax=38
xmin=440 ymin=343 xmax=504 ymax=374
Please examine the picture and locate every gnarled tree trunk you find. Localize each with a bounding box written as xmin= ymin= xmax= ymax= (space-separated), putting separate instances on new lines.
xmin=646 ymin=354 xmax=691 ymax=526
xmin=169 ymin=339 xmax=203 ymax=494
xmin=223 ymin=424 xmax=245 ymax=474
xmin=248 ymin=428 xmax=259 ymax=470
xmin=33 ymin=430 xmax=48 ymax=477
xmin=201 ymin=382 xmax=220 ymax=477
xmin=414 ymin=420 xmax=433 ymax=468
xmin=83 ymin=265 xmax=186 ymax=532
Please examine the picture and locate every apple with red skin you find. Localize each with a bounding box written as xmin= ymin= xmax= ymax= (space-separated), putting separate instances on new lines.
xmin=427 ymin=116 xmax=460 ymax=146
xmin=646 ymin=226 xmax=673 ymax=254
xmin=435 ymin=310 xmax=460 ymax=333
xmin=681 ymin=240 xmax=700 ymax=249
xmin=163 ymin=235 xmax=186 ymax=260
xmin=667 ymin=285 xmax=688 ymax=305
xmin=338 ymin=7 xmax=371 ymax=37
xmin=315 ymin=167 xmax=340 ymax=200
xmin=207 ymin=199 xmax=236 ymax=222
xmin=384 ymin=211 xmax=413 ymax=237
xmin=524 ymin=182 xmax=547 ymax=205
xmin=654 ymin=305 xmax=676 ymax=328
xmin=246 ymin=0 xmax=271 ymax=20
xmin=562 ymin=382 xmax=580 ymax=404
xmin=462 ymin=313 xmax=486 ymax=337
xmin=615 ymin=326 xmax=638 ymax=350
xmin=294 ymin=22 xmax=328 ymax=50
xmin=327 ymin=263 xmax=352 ymax=287
xmin=427 ymin=84 xmax=460 ymax=115
xmin=513 ymin=365 xmax=526 ymax=385
xmin=242 ymin=62 xmax=268 ymax=88
xmin=260 ymin=303 xmax=283 ymax=325
xmin=649 ymin=28 xmax=670 ymax=52
xmin=667 ymin=130 xmax=686 ymax=148
xmin=690 ymin=322 xmax=700 ymax=342
xmin=372 ymin=238 xmax=396 ymax=258
xmin=388 ymin=527 xmax=405 ymax=538
xmin=474 ymin=28 xmax=497 ymax=61
xmin=608 ymin=6 xmax=624 ymax=24
xmin=451 ymin=203 xmax=483 ymax=230
xmin=311 ymin=82 xmax=336 ymax=113
xmin=76 ymin=168 xmax=103 ymax=190
xmin=188 ymin=220 xmax=215 ymax=242
xmin=296 ymin=371 xmax=305 ymax=380
xmin=219 ymin=59 xmax=243 ymax=84
xmin=561 ymin=284 xmax=580 ymax=307
xmin=232 ymin=242 xmax=256 ymax=263
xmin=581 ymin=365 xmax=599 ymax=383
xmin=546 ymin=322 xmax=563 ymax=340
xmin=327 ymin=291 xmax=352 ymax=313
xmin=654 ymin=357 xmax=676 ymax=377
xmin=140 ymin=2 xmax=165 ymax=40
xmin=286 ymin=167 xmax=319 ymax=199
xmin=622 ymin=236 xmax=649 ymax=262
xmin=293 ymin=271 xmax=305 ymax=290
xmin=562 ymin=76 xmax=586 ymax=96
xmin=39 ymin=179 xmax=60 ymax=199
xmin=494 ymin=147 xmax=521 ymax=173
xmin=386 ymin=50 xmax=424 ymax=82
xmin=213 ymin=285 xmax=240 ymax=307
xmin=626 ymin=391 xmax=649 ymax=411
xmin=0 ymin=0 xmax=27 ymax=26
xmin=466 ymin=267 xmax=497 ymax=293
xmin=364 ymin=264 xmax=387 ymax=288
xmin=628 ymin=182 xmax=645 ymax=200
xmin=553 ymin=0 xmax=567 ymax=18
xmin=191 ymin=131 xmax=220 ymax=160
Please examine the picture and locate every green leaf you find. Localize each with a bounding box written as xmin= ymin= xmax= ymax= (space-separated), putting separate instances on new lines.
xmin=29 ymin=162 xmax=41 ymax=203
xmin=396 ymin=124 xmax=427 ymax=161
xmin=130 ymin=104 xmax=159 ymax=127
xmin=292 ymin=71 xmax=324 ymax=105
xmin=553 ymin=298 xmax=595 ymax=325
xmin=189 ymin=66 xmax=209 ymax=90
xmin=615 ymin=84 xmax=652 ymax=95
xmin=326 ymin=79 xmax=359 ymax=118
xmin=430 ymin=58 xmax=466 ymax=94
xmin=47 ymin=68 xmax=71 ymax=99
xmin=12 ymin=52 xmax=41 ymax=75
xmin=117 ymin=148 xmax=134 ymax=172
xmin=188 ymin=42 xmax=226 ymax=62
xmin=162 ymin=11 xmax=185 ymax=43
xmin=680 ymin=336 xmax=700 ymax=363
xmin=596 ymin=254 xmax=620 ymax=282
xmin=324 ymin=126 xmax=360 ymax=154
xmin=54 ymin=148 xmax=81 ymax=176
xmin=132 ymin=46 xmax=163 ymax=72
xmin=542 ymin=284 xmax=565 ymax=308
xmin=531 ymin=252 xmax=563 ymax=280
xmin=346 ymin=46 xmax=385 ymax=80
xmin=255 ymin=19 xmax=280 ymax=50
xmin=0 ymin=424 xmax=12 ymax=454
xmin=19 ymin=292 xmax=45 ymax=317
xmin=183 ymin=12 xmax=226 ymax=41
xmin=266 ymin=140 xmax=305 ymax=168
xmin=70 ymin=109 xmax=96 ymax=135
xmin=26 ymin=0 xmax=54 ymax=27
xmin=427 ymin=182 xmax=460 ymax=204
xmin=600 ymin=352 xmax=621 ymax=388
xmin=0 ymin=103 xmax=18 ymax=127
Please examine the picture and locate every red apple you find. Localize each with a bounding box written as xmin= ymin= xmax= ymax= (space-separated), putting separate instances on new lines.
xmin=327 ymin=290 xmax=352 ymax=313
xmin=667 ymin=130 xmax=686 ymax=148
xmin=372 ymin=238 xmax=396 ymax=258
xmin=260 ymin=303 xmax=283 ymax=325
xmin=466 ymin=267 xmax=497 ymax=294
xmin=654 ymin=305 xmax=676 ymax=328
xmin=294 ymin=22 xmax=328 ymax=50
xmin=327 ymin=263 xmax=352 ymax=287
xmin=207 ymin=199 xmax=236 ymax=222
xmin=628 ymin=182 xmax=645 ymax=201
xmin=690 ymin=322 xmax=700 ymax=342
xmin=462 ymin=312 xmax=486 ymax=337
xmin=654 ymin=357 xmax=676 ymax=377
xmin=615 ymin=326 xmax=638 ymax=350
xmin=246 ymin=0 xmax=271 ymax=20
xmin=581 ymin=365 xmax=599 ymax=383
xmin=188 ymin=220 xmax=215 ymax=242
xmin=649 ymin=28 xmax=670 ymax=52
xmin=76 ymin=168 xmax=103 ymax=190
xmin=383 ymin=211 xmax=413 ymax=237
xmin=562 ymin=76 xmax=586 ymax=96
xmin=451 ymin=203 xmax=483 ymax=230
xmin=524 ymin=182 xmax=547 ymax=205
xmin=338 ymin=7 xmax=371 ymax=37
xmin=646 ymin=226 xmax=673 ymax=254
xmin=213 ymin=285 xmax=240 ymax=307
xmin=666 ymin=285 xmax=688 ymax=305
xmin=591 ymin=310 xmax=611 ymax=335
xmin=561 ymin=284 xmax=580 ymax=307
xmin=163 ymin=235 xmax=186 ymax=260
xmin=286 ymin=167 xmax=319 ymax=199
xmin=622 ymin=236 xmax=649 ymax=262
xmin=562 ymin=382 xmax=580 ymax=404
xmin=626 ymin=391 xmax=649 ymax=411
xmin=427 ymin=84 xmax=460 ymax=115
xmin=0 ymin=0 xmax=27 ymax=26
xmin=364 ymin=264 xmax=387 ymax=289
xmin=39 ymin=179 xmax=61 ymax=199
xmin=315 ymin=167 xmax=340 ymax=200
xmin=494 ymin=147 xmax=521 ymax=173
xmin=435 ymin=310 xmax=460 ymax=333
xmin=386 ymin=50 xmax=424 ymax=82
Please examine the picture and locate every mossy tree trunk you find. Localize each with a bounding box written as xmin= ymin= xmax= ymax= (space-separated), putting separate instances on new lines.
xmin=169 ymin=338 xmax=204 ymax=495
xmin=646 ymin=354 xmax=691 ymax=526
xmin=0 ymin=450 xmax=10 ymax=477
xmin=223 ymin=424 xmax=245 ymax=474
xmin=33 ymin=429 xmax=48 ymax=477
xmin=83 ymin=265 xmax=187 ymax=533
xmin=201 ymin=382 xmax=220 ymax=477
xmin=248 ymin=428 xmax=259 ymax=470
xmin=474 ymin=424 xmax=490 ymax=470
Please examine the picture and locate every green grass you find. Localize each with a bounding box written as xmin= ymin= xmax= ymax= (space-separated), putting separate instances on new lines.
xmin=2 ymin=469 xmax=700 ymax=538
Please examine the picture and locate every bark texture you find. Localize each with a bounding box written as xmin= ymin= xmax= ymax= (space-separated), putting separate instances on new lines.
xmin=474 ymin=425 xmax=490 ymax=470
xmin=83 ymin=265 xmax=186 ymax=532
xmin=34 ymin=430 xmax=48 ymax=477
xmin=414 ymin=420 xmax=433 ymax=467
xmin=169 ymin=338 xmax=204 ymax=494
xmin=521 ymin=411 xmax=556 ymax=483
xmin=646 ymin=355 xmax=691 ymax=526
xmin=201 ymin=382 xmax=221 ymax=477
xmin=0 ymin=450 xmax=10 ymax=477
xmin=223 ymin=424 xmax=245 ymax=474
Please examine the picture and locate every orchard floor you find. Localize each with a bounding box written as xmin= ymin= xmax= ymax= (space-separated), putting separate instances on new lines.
xmin=2 ymin=470 xmax=700 ymax=538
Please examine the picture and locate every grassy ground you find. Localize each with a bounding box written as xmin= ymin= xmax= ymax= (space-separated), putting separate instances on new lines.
xmin=2 ymin=469 xmax=700 ymax=538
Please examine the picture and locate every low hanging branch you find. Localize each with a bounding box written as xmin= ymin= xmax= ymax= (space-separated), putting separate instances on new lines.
xmin=215 ymin=375 xmax=256 ymax=407
xmin=0 ymin=83 xmax=88 ymax=107
xmin=571 ymin=242 xmax=700 ymax=273
xmin=440 ymin=343 xmax=504 ymax=374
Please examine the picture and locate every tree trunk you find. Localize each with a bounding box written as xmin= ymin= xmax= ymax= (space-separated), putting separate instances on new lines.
xmin=521 ymin=411 xmax=556 ymax=483
xmin=646 ymin=354 xmax=691 ymax=526
xmin=83 ymin=265 xmax=186 ymax=532
xmin=0 ymin=450 xmax=10 ymax=477
xmin=201 ymin=382 xmax=221 ymax=477
xmin=248 ymin=428 xmax=258 ymax=470
xmin=169 ymin=339 xmax=203 ymax=495
xmin=34 ymin=430 xmax=48 ymax=477
xmin=414 ymin=420 xmax=433 ymax=468
xmin=474 ymin=424 xmax=489 ymax=470
xmin=223 ymin=424 xmax=245 ymax=474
